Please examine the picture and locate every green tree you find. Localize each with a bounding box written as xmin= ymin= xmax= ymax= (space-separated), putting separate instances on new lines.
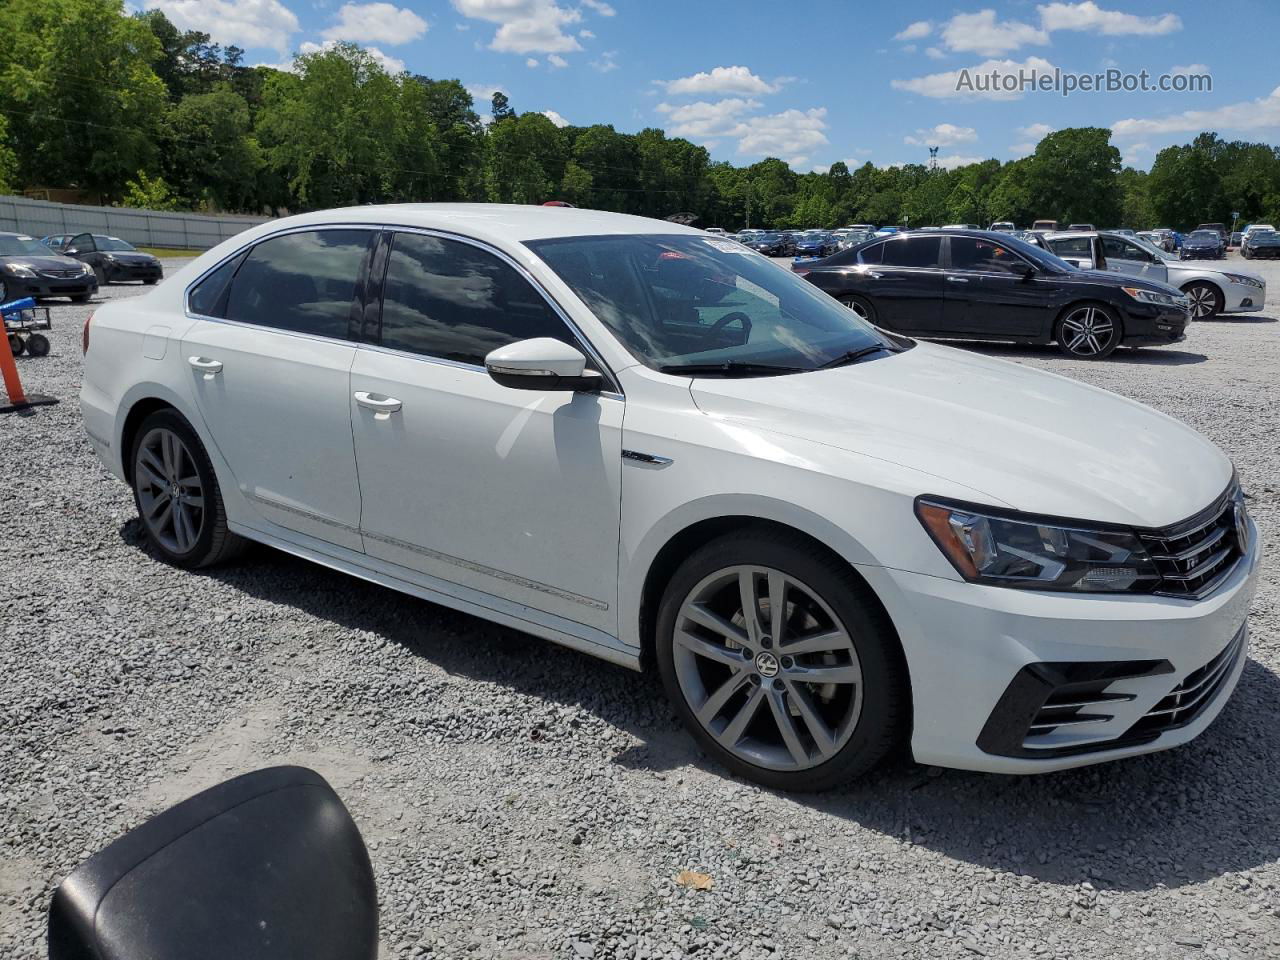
xmin=1024 ymin=127 xmax=1122 ymax=226
xmin=0 ymin=116 xmax=16 ymax=193
xmin=409 ymin=76 xmax=484 ymax=200
xmin=485 ymin=112 xmax=564 ymax=204
xmin=0 ymin=0 xmax=167 ymax=198
xmin=160 ymin=86 xmax=262 ymax=211
xmin=121 ymin=170 xmax=180 ymax=210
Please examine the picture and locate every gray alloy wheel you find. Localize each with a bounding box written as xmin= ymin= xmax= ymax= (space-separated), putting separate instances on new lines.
xmin=839 ymin=296 xmax=874 ymax=323
xmin=1182 ymin=282 xmax=1222 ymax=319
xmin=1056 ymin=304 xmax=1118 ymax=358
xmin=134 ymin=426 xmax=206 ymax=556
xmin=671 ymin=565 xmax=864 ymax=772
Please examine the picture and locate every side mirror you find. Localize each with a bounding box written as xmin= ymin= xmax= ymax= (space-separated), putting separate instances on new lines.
xmin=1020 ymin=264 xmax=1036 ymax=280
xmin=48 ymin=766 xmax=378 ymax=960
xmin=485 ymin=337 xmax=602 ymax=392
xmin=64 ymin=248 xmax=79 ymax=255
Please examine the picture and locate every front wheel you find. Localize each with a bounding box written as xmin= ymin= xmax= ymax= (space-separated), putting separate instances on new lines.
xmin=655 ymin=530 xmax=908 ymax=791
xmin=130 ymin=409 xmax=246 ymax=568
xmin=1055 ymin=303 xmax=1120 ymax=359
xmin=1182 ymin=281 xmax=1223 ymax=319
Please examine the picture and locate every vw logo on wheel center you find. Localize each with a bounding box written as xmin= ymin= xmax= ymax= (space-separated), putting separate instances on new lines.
xmin=754 ymin=651 xmax=780 ymax=678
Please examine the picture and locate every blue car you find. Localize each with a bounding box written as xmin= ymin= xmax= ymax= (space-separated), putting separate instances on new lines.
xmin=792 ymin=233 xmax=840 ymax=259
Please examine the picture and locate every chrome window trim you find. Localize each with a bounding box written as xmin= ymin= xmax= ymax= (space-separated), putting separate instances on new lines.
xmin=183 ymin=221 xmax=624 ymax=397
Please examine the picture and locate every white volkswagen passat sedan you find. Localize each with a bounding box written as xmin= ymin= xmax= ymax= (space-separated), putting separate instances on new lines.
xmin=81 ymin=205 xmax=1260 ymax=791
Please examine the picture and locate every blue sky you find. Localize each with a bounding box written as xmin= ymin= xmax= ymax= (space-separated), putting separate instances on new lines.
xmin=142 ymin=0 xmax=1280 ymax=172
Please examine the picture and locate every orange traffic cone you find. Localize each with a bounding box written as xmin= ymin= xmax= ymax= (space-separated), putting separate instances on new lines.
xmin=0 ymin=324 xmax=58 ymax=414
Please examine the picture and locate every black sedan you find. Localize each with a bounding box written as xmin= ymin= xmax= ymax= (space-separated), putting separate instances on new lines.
xmin=1242 ymin=229 xmax=1280 ymax=259
xmin=793 ymin=233 xmax=841 ymax=258
xmin=746 ymin=232 xmax=792 ymax=256
xmin=0 ymin=232 xmax=98 ymax=303
xmin=61 ymin=233 xmax=163 ymax=284
xmin=793 ymin=229 xmax=1190 ymax=359
xmin=1180 ymin=229 xmax=1225 ymax=260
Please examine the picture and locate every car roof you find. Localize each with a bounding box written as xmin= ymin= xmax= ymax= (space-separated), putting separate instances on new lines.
xmin=233 ymin=203 xmax=709 ymax=245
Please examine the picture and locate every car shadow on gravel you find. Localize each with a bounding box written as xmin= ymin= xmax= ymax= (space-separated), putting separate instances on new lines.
xmin=122 ymin=523 xmax=1280 ymax=894
xmin=1195 ymin=315 xmax=1277 ymax=324
xmin=953 ymin=341 xmax=1209 ymax=365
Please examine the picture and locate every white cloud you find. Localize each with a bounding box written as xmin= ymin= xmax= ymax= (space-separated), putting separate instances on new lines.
xmin=1112 ymin=86 xmax=1280 ymax=138
xmin=321 ymin=3 xmax=428 ymax=46
xmin=547 ymin=53 xmax=567 ymax=67
xmin=656 ymin=98 xmax=761 ymax=139
xmin=466 ymin=83 xmax=507 ymax=107
xmin=142 ymin=0 xmax=299 ymax=53
xmin=1121 ymin=141 xmax=1149 ymax=165
xmin=665 ymin=65 xmax=778 ymax=96
xmin=894 ymin=20 xmax=932 ymax=41
xmin=451 ymin=0 xmax=582 ymax=54
xmin=580 ymin=0 xmax=615 ymax=14
xmin=590 ymin=50 xmax=618 ymax=72
xmin=925 ymin=46 xmax=945 ymax=60
xmin=891 ymin=56 xmax=1056 ymax=100
xmin=735 ymin=108 xmax=829 ymax=159
xmin=578 ymin=28 xmax=594 ymax=38
xmin=297 ymin=39 xmax=405 ymax=72
xmin=904 ymin=122 xmax=977 ymax=146
xmin=902 ymin=44 xmax=917 ymax=54
xmin=1170 ymin=63 xmax=1209 ymax=76
xmin=941 ymin=10 xmax=1048 ymax=56
xmin=526 ymin=57 xmax=539 ymax=67
xmin=1019 ymin=122 xmax=1055 ymax=139
xmin=542 ymin=109 xmax=570 ymax=127
xmin=935 ymin=153 xmax=985 ymax=170
xmin=1038 ymin=2 xmax=1181 ymax=36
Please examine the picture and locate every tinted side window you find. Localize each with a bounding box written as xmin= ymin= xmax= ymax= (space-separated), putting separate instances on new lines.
xmin=379 ymin=232 xmax=575 ymax=366
xmin=188 ymin=251 xmax=247 ymax=318
xmin=879 ymin=236 xmax=941 ymax=268
xmin=949 ymin=236 xmax=1026 ymax=274
xmin=856 ymin=242 xmax=883 ymax=265
xmin=1100 ymin=236 xmax=1146 ymax=260
xmin=225 ymin=230 xmax=370 ymax=338
xmin=1049 ymin=237 xmax=1093 ymax=259
xmin=70 ymin=233 xmax=94 ymax=252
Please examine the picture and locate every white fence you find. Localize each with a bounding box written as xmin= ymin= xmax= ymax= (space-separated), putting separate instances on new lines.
xmin=0 ymin=195 xmax=271 ymax=250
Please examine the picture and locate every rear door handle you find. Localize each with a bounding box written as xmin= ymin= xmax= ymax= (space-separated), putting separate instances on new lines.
xmin=945 ymin=276 xmax=970 ymax=283
xmin=354 ymin=391 xmax=402 ymax=420
xmin=187 ymin=356 xmax=223 ymax=379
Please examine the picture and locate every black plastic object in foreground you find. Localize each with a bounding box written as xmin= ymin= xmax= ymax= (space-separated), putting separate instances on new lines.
xmin=48 ymin=766 xmax=378 ymax=960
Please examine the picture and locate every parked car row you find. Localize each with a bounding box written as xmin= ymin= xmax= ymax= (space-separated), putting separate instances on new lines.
xmin=0 ymin=232 xmax=163 ymax=304
xmin=44 ymin=233 xmax=164 ymax=285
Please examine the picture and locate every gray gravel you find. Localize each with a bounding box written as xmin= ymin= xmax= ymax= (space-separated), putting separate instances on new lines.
xmin=2 ymin=256 xmax=1278 ymax=960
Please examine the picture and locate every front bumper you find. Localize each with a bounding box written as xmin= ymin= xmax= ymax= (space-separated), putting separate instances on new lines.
xmin=104 ymin=261 xmax=163 ymax=282
xmin=1119 ymin=300 xmax=1189 ymax=345
xmin=1 ymin=272 xmax=97 ymax=299
xmin=1221 ymin=277 xmax=1267 ymax=313
xmin=859 ymin=512 xmax=1259 ymax=774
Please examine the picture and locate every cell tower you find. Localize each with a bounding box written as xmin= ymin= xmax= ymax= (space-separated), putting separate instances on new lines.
xmin=928 ymin=146 xmax=939 ymax=171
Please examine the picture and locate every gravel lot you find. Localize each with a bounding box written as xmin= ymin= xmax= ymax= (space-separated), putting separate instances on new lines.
xmin=2 ymin=255 xmax=1278 ymax=960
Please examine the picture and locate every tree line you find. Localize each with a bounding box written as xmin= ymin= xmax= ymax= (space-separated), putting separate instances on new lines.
xmin=3 ymin=0 xmax=1280 ymax=233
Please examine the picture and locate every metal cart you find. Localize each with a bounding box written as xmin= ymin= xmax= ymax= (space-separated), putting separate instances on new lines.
xmin=2 ymin=297 xmax=53 ymax=357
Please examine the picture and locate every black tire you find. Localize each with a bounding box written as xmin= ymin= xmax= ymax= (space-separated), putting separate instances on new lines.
xmin=129 ymin=408 xmax=247 ymax=569
xmin=7 ymin=333 xmax=24 ymax=356
xmin=93 ymin=265 xmax=106 ymax=286
xmin=1054 ymin=302 xmax=1121 ymax=359
xmin=838 ymin=294 xmax=877 ymax=324
xmin=71 ymin=293 xmax=91 ymax=303
xmin=25 ymin=333 xmax=50 ymax=357
xmin=1181 ymin=281 xmax=1223 ymax=319
xmin=144 ymin=278 xmax=158 ymax=285
xmin=655 ymin=528 xmax=909 ymax=792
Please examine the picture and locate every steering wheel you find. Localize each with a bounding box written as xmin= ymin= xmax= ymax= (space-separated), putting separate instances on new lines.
xmin=706 ymin=311 xmax=753 ymax=340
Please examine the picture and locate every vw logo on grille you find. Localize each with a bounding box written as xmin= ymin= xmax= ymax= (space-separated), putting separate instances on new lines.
xmin=754 ymin=651 xmax=780 ymax=678
xmin=1234 ymin=501 xmax=1250 ymax=554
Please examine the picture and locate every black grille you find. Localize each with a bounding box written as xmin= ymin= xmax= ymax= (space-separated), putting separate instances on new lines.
xmin=39 ymin=268 xmax=83 ymax=279
xmin=1138 ymin=485 xmax=1244 ymax=600
xmin=1126 ymin=627 xmax=1245 ymax=738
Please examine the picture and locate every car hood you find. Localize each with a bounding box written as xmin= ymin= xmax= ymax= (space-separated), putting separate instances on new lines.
xmin=689 ymin=341 xmax=1230 ymax=528
xmin=1071 ymin=268 xmax=1185 ymax=298
xmin=1 ymin=254 xmax=87 ymax=271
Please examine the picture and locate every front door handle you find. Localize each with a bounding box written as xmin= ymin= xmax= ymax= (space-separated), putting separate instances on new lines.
xmin=354 ymin=391 xmax=402 ymax=420
xmin=187 ymin=356 xmax=223 ymax=379
xmin=945 ymin=276 xmax=970 ymax=283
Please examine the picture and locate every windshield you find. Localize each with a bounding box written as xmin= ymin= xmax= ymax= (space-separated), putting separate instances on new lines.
xmin=527 ymin=234 xmax=903 ymax=375
xmin=0 ymin=235 xmax=55 ymax=257
xmin=1252 ymin=230 xmax=1277 ymax=240
xmin=1188 ymin=231 xmax=1218 ymax=242
xmin=95 ymin=236 xmax=137 ymax=251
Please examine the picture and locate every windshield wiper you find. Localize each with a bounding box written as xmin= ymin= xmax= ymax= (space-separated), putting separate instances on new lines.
xmin=657 ymin=360 xmax=808 ymax=377
xmin=818 ymin=345 xmax=896 ymax=369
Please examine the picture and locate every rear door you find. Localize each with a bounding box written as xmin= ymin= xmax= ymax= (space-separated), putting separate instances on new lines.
xmin=181 ymin=228 xmax=373 ymax=551
xmin=941 ymin=235 xmax=1045 ymax=337
xmin=860 ymin=235 xmax=946 ymax=333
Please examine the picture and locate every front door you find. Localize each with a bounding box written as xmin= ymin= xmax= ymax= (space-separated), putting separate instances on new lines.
xmin=940 ymin=235 xmax=1045 ymax=337
xmin=181 ymin=228 xmax=374 ymax=551
xmin=350 ymin=231 xmax=623 ymax=635
xmin=1100 ymin=235 xmax=1169 ymax=283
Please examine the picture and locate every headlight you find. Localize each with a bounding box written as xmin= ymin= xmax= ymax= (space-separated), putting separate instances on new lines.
xmin=1121 ymin=286 xmax=1180 ymax=306
xmin=916 ymin=498 xmax=1161 ymax=593
xmin=3 ymin=262 xmax=36 ymax=277
xmin=1223 ymin=272 xmax=1263 ymax=288
xmin=80 ymin=262 xmax=93 ymax=275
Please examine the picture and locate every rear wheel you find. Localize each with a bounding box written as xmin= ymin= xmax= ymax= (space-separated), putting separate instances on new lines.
xmin=655 ymin=530 xmax=908 ymax=791
xmin=1182 ymin=281 xmax=1223 ymax=319
xmin=1055 ymin=303 xmax=1120 ymax=359
xmin=130 ymin=409 xmax=246 ymax=568
xmin=839 ymin=294 xmax=876 ymax=324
